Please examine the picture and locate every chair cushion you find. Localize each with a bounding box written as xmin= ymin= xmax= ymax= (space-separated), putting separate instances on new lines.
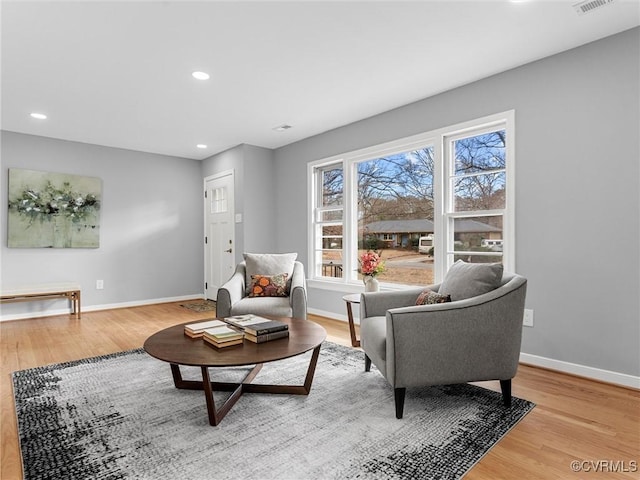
xmin=243 ymin=253 xmax=297 ymax=295
xmin=230 ymin=296 xmax=293 ymax=317
xmin=361 ymin=315 xmax=387 ymax=363
xmin=248 ymin=273 xmax=289 ymax=297
xmin=438 ymin=260 xmax=503 ymax=301
xmin=415 ymin=289 xmax=451 ymax=305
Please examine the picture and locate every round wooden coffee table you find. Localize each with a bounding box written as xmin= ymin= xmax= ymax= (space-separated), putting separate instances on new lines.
xmin=143 ymin=317 xmax=326 ymax=426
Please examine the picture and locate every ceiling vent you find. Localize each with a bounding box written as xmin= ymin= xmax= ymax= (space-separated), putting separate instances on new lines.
xmin=573 ymin=0 xmax=615 ymax=15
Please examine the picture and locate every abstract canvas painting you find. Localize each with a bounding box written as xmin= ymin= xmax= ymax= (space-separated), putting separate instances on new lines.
xmin=7 ymin=169 xmax=102 ymax=248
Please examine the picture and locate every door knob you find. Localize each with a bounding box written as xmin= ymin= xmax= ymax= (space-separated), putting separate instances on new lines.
xmin=225 ymin=248 xmax=232 ymax=253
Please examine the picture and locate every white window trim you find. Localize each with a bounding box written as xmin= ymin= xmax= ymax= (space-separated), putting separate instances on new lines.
xmin=308 ymin=110 xmax=515 ymax=291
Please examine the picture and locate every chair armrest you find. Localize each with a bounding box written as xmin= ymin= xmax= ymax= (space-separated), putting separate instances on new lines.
xmin=215 ymin=264 xmax=246 ymax=318
xmin=359 ymin=287 xmax=428 ymax=320
xmin=289 ymin=261 xmax=307 ymax=319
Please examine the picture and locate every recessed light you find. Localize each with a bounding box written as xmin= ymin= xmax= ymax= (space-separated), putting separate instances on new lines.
xmin=273 ymin=124 xmax=293 ymax=132
xmin=30 ymin=112 xmax=47 ymax=120
xmin=196 ymin=144 xmax=208 ymax=149
xmin=192 ymin=71 xmax=210 ymax=80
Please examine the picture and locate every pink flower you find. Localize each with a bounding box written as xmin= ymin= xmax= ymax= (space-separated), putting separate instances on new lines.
xmin=358 ymin=251 xmax=384 ymax=276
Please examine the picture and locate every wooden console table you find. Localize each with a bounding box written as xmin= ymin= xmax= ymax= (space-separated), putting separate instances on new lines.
xmin=1 ymin=283 xmax=81 ymax=319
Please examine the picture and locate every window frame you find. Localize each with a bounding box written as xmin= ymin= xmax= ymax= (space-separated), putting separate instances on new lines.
xmin=311 ymin=162 xmax=345 ymax=285
xmin=308 ymin=111 xmax=515 ymax=291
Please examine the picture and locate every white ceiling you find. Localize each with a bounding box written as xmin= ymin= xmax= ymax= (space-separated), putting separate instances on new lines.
xmin=2 ymin=1 xmax=638 ymax=160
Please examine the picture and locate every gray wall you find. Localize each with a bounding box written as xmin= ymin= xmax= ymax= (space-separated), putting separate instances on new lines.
xmin=201 ymin=143 xmax=277 ymax=266
xmin=273 ymin=28 xmax=640 ymax=377
xmin=0 ymin=132 xmax=204 ymax=316
xmin=242 ymin=145 xmax=276 ymax=254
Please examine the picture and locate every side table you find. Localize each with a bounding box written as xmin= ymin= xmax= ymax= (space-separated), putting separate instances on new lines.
xmin=342 ymin=293 xmax=361 ymax=347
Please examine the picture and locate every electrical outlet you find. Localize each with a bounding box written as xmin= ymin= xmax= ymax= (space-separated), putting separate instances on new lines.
xmin=96 ymin=279 xmax=104 ymax=290
xmin=523 ymin=309 xmax=534 ymax=327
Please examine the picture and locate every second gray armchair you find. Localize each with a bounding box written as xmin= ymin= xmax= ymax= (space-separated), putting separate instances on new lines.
xmin=360 ymin=261 xmax=527 ymax=419
xmin=216 ymin=253 xmax=307 ymax=320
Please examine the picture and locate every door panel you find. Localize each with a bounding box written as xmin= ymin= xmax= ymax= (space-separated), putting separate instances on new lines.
xmin=205 ymin=172 xmax=235 ymax=299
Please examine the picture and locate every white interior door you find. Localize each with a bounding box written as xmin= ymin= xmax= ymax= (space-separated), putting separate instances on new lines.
xmin=204 ymin=171 xmax=235 ymax=300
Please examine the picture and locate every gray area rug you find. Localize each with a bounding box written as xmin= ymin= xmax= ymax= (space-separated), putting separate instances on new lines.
xmin=13 ymin=342 xmax=534 ymax=480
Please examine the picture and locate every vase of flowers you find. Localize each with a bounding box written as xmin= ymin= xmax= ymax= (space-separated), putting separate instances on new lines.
xmin=363 ymin=275 xmax=379 ymax=292
xmin=359 ymin=250 xmax=384 ymax=292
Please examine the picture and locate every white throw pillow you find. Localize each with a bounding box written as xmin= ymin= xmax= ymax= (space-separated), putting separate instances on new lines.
xmin=439 ymin=260 xmax=503 ymax=301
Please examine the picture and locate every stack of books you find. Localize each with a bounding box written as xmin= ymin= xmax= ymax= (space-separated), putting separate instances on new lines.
xmin=202 ymin=325 xmax=244 ymax=348
xmin=184 ymin=319 xmax=227 ymax=338
xmin=226 ymin=315 xmax=289 ymax=344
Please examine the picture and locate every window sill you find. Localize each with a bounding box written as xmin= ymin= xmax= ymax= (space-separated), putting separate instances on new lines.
xmin=307 ymin=278 xmax=410 ymax=294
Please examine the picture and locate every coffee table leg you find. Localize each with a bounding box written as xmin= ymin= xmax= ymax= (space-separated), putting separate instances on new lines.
xmin=201 ymin=364 xmax=263 ymax=426
xmin=302 ymin=344 xmax=321 ymax=392
xmin=170 ymin=363 xmax=203 ymax=389
xmin=201 ymin=366 xmax=218 ymax=425
xmin=171 ymin=364 xmax=183 ymax=387
xmin=243 ymin=344 xmax=322 ymax=395
xmin=169 ymin=346 xmax=321 ymax=426
xmin=200 ymin=367 xmax=225 ymax=427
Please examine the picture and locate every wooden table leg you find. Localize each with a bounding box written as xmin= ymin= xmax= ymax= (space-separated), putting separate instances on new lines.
xmin=171 ymin=363 xmax=263 ymax=426
xmin=169 ymin=348 xmax=321 ymax=427
xmin=243 ymin=344 xmax=322 ymax=395
xmin=200 ymin=366 xmax=221 ymax=426
xmin=72 ymin=290 xmax=81 ymax=319
xmin=346 ymin=301 xmax=361 ymax=347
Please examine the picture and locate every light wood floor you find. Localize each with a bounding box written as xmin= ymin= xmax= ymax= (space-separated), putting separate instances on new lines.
xmin=1 ymin=302 xmax=638 ymax=479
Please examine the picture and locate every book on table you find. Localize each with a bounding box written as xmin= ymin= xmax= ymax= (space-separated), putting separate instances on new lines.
xmin=203 ymin=335 xmax=244 ymax=348
xmin=224 ymin=315 xmax=289 ymax=336
xmin=202 ymin=325 xmax=244 ymax=348
xmin=184 ymin=319 xmax=228 ymax=338
xmin=223 ymin=314 xmax=271 ymax=329
xmin=203 ymin=325 xmax=243 ymax=341
xmin=244 ymin=329 xmax=290 ymax=344
xmin=243 ymin=320 xmax=288 ymax=337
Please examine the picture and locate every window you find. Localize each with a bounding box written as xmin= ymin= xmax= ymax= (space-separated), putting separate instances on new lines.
xmin=356 ymin=147 xmax=435 ymax=285
xmin=313 ymin=164 xmax=344 ymax=279
xmin=443 ymin=127 xmax=508 ymax=273
xmin=211 ymin=186 xmax=228 ymax=213
xmin=309 ymin=112 xmax=514 ymax=288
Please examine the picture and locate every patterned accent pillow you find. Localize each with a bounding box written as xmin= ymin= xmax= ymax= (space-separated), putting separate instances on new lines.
xmin=244 ymin=253 xmax=297 ymax=295
xmin=415 ymin=289 xmax=452 ymax=305
xmin=248 ymin=273 xmax=289 ymax=297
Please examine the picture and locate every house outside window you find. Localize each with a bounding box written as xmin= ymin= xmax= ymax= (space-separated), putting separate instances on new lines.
xmin=309 ymin=111 xmax=515 ymax=288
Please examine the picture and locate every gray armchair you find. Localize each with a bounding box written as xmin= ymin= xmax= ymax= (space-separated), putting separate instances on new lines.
xmin=216 ymin=260 xmax=307 ymax=320
xmin=360 ymin=271 xmax=527 ymax=418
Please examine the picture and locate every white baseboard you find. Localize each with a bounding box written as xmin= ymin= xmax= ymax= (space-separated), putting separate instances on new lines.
xmin=0 ymin=294 xmax=204 ymax=322
xmin=519 ymin=353 xmax=639 ymax=390
xmin=308 ymin=307 xmax=350 ymax=324
xmin=309 ymin=308 xmax=639 ymax=390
